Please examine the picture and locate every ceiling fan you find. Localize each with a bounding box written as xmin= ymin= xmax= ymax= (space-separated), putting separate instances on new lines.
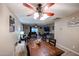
xmin=23 ymin=3 xmax=55 ymax=20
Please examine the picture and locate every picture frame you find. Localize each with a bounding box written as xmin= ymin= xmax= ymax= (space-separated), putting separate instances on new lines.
xmin=9 ymin=15 xmax=15 ymax=32
xmin=68 ymin=19 xmax=79 ymax=27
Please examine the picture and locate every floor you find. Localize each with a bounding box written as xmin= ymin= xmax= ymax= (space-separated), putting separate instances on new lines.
xmin=14 ymin=39 xmax=79 ymax=56
xmin=56 ymin=44 xmax=79 ymax=56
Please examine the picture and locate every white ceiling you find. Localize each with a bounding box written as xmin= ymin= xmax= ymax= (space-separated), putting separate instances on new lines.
xmin=6 ymin=3 xmax=79 ymax=25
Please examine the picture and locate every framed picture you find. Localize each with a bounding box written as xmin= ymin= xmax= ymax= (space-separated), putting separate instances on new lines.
xmin=68 ymin=19 xmax=79 ymax=27
xmin=9 ymin=15 xmax=15 ymax=32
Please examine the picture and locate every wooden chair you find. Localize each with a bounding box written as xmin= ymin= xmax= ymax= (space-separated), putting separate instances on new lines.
xmin=49 ymin=39 xmax=56 ymax=46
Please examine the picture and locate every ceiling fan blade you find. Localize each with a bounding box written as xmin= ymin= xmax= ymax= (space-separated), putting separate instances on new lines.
xmin=47 ymin=3 xmax=55 ymax=7
xmin=43 ymin=3 xmax=55 ymax=11
xmin=26 ymin=14 xmax=32 ymax=16
xmin=23 ymin=3 xmax=35 ymax=11
xmin=26 ymin=13 xmax=34 ymax=16
xmin=45 ymin=12 xmax=54 ymax=16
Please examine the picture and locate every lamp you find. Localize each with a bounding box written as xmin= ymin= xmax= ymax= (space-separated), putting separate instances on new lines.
xmin=20 ymin=31 xmax=24 ymax=35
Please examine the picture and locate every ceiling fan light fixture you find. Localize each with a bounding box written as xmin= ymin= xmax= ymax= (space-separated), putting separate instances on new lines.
xmin=40 ymin=14 xmax=49 ymax=20
xmin=44 ymin=6 xmax=49 ymax=11
xmin=34 ymin=12 xmax=39 ymax=19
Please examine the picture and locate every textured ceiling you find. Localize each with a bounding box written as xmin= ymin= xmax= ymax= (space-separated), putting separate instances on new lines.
xmin=6 ymin=3 xmax=79 ymax=25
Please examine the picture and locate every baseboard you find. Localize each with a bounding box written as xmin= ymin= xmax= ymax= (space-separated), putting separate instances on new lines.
xmin=56 ymin=43 xmax=79 ymax=55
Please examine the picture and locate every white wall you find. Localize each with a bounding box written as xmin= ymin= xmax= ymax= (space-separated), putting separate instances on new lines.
xmin=0 ymin=4 xmax=22 ymax=56
xmin=55 ymin=13 xmax=79 ymax=55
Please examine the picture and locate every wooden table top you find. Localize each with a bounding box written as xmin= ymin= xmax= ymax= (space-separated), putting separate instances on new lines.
xmin=27 ymin=39 xmax=64 ymax=56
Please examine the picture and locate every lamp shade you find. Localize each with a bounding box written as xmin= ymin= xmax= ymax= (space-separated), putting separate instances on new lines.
xmin=20 ymin=31 xmax=24 ymax=35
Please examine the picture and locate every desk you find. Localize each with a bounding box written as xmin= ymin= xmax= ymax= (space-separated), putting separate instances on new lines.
xmin=27 ymin=39 xmax=64 ymax=56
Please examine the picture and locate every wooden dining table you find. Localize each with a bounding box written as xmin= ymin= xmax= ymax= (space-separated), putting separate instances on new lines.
xmin=27 ymin=39 xmax=64 ymax=56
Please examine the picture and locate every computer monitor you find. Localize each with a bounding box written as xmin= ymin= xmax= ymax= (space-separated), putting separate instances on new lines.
xmin=31 ymin=27 xmax=38 ymax=33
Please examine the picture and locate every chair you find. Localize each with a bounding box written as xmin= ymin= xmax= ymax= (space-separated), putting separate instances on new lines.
xmin=49 ymin=39 xmax=56 ymax=46
xmin=14 ymin=41 xmax=28 ymax=56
